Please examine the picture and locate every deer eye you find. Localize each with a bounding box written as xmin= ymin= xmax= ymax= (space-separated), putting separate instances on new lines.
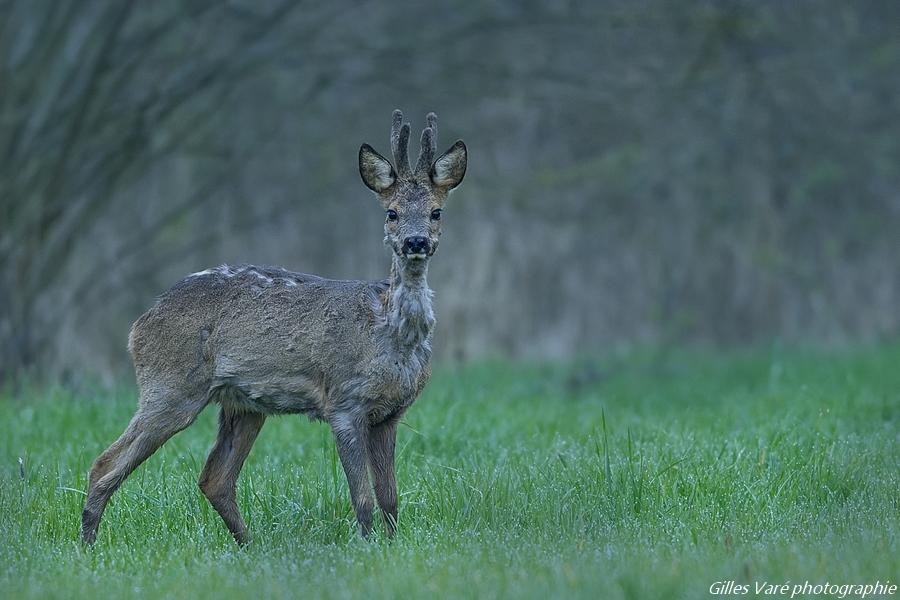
xmin=386 ymin=209 xmax=398 ymax=222
xmin=430 ymin=209 xmax=442 ymax=221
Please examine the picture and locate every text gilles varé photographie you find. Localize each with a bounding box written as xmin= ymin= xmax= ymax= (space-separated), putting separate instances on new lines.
xmin=709 ymin=580 xmax=897 ymax=598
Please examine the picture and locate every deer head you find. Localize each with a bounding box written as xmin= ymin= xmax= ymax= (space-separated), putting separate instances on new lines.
xmin=359 ymin=110 xmax=467 ymax=262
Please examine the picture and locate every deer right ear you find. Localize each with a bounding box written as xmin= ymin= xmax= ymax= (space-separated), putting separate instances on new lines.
xmin=430 ymin=140 xmax=467 ymax=190
xmin=359 ymin=144 xmax=396 ymax=192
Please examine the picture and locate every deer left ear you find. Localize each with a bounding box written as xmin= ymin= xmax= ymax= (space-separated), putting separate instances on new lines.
xmin=359 ymin=144 xmax=396 ymax=192
xmin=430 ymin=141 xmax=467 ymax=190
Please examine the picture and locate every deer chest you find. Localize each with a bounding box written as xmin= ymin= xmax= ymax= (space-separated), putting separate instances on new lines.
xmin=363 ymin=353 xmax=432 ymax=424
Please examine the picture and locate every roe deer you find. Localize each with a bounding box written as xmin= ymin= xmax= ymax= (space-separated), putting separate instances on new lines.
xmin=81 ymin=110 xmax=467 ymax=544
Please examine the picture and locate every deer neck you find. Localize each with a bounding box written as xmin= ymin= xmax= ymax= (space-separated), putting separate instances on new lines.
xmin=385 ymin=255 xmax=434 ymax=353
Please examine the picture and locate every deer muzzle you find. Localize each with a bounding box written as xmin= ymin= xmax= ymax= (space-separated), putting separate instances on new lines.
xmin=402 ymin=236 xmax=431 ymax=259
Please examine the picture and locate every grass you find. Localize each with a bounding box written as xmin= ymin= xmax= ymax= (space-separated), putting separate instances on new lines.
xmin=1 ymin=343 xmax=898 ymax=599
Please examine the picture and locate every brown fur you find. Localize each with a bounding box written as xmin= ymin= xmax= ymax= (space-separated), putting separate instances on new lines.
xmin=81 ymin=111 xmax=467 ymax=544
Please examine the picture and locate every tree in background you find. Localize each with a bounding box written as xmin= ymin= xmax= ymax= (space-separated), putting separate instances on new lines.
xmin=1 ymin=1 xmax=898 ymax=382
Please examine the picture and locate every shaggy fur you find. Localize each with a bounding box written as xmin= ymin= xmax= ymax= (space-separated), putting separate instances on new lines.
xmin=81 ymin=110 xmax=467 ymax=544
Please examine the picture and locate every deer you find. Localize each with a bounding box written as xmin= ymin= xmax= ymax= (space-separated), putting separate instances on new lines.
xmin=81 ymin=110 xmax=467 ymax=545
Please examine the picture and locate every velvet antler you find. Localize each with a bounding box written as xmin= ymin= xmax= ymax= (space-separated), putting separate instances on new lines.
xmin=390 ymin=109 xmax=411 ymax=177
xmin=415 ymin=112 xmax=438 ymax=175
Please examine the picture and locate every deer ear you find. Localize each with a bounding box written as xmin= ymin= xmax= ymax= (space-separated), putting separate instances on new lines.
xmin=359 ymin=144 xmax=396 ymax=192
xmin=430 ymin=141 xmax=467 ymax=190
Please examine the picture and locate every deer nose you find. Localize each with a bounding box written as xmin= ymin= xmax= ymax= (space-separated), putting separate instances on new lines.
xmin=403 ymin=236 xmax=430 ymax=256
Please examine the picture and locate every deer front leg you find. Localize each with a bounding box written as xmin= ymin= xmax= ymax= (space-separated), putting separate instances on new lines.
xmin=329 ymin=411 xmax=374 ymax=537
xmin=367 ymin=418 xmax=399 ymax=536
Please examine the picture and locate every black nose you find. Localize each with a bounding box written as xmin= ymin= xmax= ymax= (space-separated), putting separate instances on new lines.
xmin=403 ymin=236 xmax=430 ymax=255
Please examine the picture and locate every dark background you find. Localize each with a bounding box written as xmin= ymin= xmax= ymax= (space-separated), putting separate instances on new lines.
xmin=2 ymin=0 xmax=898 ymax=383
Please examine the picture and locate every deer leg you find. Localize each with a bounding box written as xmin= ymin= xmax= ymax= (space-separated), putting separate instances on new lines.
xmin=329 ymin=412 xmax=374 ymax=537
xmin=198 ymin=407 xmax=265 ymax=545
xmin=86 ymin=424 xmax=140 ymax=488
xmin=367 ymin=418 xmax=399 ymax=536
xmin=82 ymin=401 xmax=204 ymax=544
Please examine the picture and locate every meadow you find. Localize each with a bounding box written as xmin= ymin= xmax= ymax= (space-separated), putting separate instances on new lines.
xmin=1 ymin=344 xmax=898 ymax=599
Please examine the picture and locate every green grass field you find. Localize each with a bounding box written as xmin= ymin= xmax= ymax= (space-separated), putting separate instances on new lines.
xmin=1 ymin=344 xmax=898 ymax=599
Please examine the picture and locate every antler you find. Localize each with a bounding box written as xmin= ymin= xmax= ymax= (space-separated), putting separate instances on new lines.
xmin=390 ymin=109 xmax=411 ymax=176
xmin=391 ymin=110 xmax=439 ymax=177
xmin=415 ymin=112 xmax=438 ymax=175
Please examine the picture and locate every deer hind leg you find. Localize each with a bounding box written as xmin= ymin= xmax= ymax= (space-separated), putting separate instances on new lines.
xmin=86 ymin=425 xmax=139 ymax=488
xmin=198 ymin=406 xmax=265 ymax=545
xmin=81 ymin=395 xmax=207 ymax=544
